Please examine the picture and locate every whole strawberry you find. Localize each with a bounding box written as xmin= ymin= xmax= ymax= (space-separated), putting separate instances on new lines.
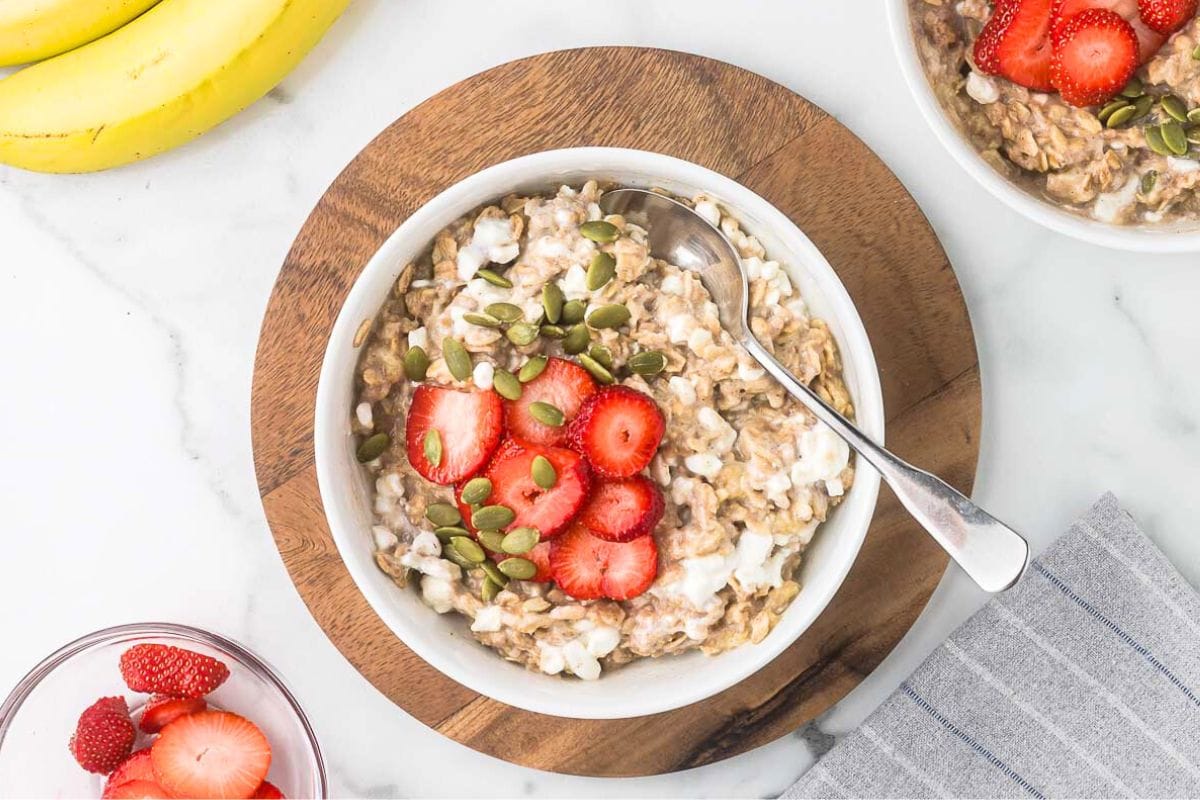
xmin=69 ymin=696 xmax=136 ymax=774
xmin=119 ymin=644 xmax=230 ymax=699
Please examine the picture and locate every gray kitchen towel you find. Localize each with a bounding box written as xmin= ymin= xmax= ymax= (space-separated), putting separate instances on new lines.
xmin=784 ymin=493 xmax=1200 ymax=799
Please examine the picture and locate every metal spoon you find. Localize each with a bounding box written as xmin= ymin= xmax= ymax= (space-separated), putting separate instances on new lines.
xmin=600 ymin=189 xmax=1029 ymax=592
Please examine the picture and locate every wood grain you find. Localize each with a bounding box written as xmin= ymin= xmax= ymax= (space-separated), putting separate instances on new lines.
xmin=251 ymin=47 xmax=979 ymax=777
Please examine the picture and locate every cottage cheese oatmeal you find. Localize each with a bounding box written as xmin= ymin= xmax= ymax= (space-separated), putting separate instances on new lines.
xmin=912 ymin=0 xmax=1200 ymax=225
xmin=352 ymin=181 xmax=855 ymax=681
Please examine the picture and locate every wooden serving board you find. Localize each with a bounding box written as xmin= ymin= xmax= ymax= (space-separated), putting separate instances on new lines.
xmin=251 ymin=47 xmax=980 ymax=777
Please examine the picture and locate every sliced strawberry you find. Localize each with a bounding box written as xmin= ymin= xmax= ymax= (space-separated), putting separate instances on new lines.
xmin=996 ymin=0 xmax=1058 ymax=91
xmin=405 ymin=385 xmax=504 ymax=485
xmin=1052 ymin=8 xmax=1140 ymax=105
xmin=1137 ymin=0 xmax=1198 ymax=33
xmin=975 ymin=0 xmax=1019 ymax=72
xmin=481 ymin=440 xmax=591 ymax=539
xmin=253 ymin=781 xmax=287 ymax=799
xmin=69 ymin=696 xmax=136 ymax=774
xmin=102 ymin=780 xmax=172 ymax=799
xmin=119 ymin=644 xmax=230 ymax=699
xmin=504 ymin=357 xmax=597 ymax=446
xmin=567 ymin=386 xmax=665 ymax=479
xmin=139 ymin=694 xmax=206 ymax=734
xmin=106 ymin=749 xmax=156 ymax=790
xmin=151 ymin=711 xmax=271 ymax=800
xmin=1052 ymin=0 xmax=1165 ymax=60
xmin=550 ymin=524 xmax=659 ymax=601
xmin=578 ymin=476 xmax=665 ymax=543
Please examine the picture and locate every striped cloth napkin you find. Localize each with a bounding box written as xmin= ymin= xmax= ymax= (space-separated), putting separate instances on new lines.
xmin=783 ymin=493 xmax=1200 ymax=799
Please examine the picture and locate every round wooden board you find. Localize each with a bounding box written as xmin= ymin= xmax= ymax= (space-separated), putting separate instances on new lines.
xmin=252 ymin=47 xmax=980 ymax=777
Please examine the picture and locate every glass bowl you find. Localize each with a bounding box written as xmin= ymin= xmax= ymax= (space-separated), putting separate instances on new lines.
xmin=0 ymin=623 xmax=326 ymax=799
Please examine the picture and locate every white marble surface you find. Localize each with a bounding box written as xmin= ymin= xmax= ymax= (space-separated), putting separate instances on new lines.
xmin=2 ymin=1 xmax=1199 ymax=796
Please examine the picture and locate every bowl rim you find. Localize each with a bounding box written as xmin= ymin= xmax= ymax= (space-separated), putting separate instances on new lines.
xmin=0 ymin=622 xmax=328 ymax=797
xmin=314 ymin=145 xmax=884 ymax=718
xmin=884 ymin=0 xmax=1200 ymax=253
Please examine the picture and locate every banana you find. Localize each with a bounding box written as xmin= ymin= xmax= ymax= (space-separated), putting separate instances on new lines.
xmin=0 ymin=0 xmax=351 ymax=173
xmin=0 ymin=0 xmax=161 ymax=67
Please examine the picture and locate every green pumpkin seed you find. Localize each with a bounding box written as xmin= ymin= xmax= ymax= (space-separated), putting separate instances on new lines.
xmin=497 ymin=557 xmax=537 ymax=580
xmin=577 ymin=353 xmax=615 ymax=385
xmin=1097 ymin=99 xmax=1128 ymax=125
xmin=492 ymin=369 xmax=522 ymax=401
xmin=518 ymin=355 xmax=548 ymax=383
xmin=1145 ymin=125 xmax=1171 ymax=156
xmin=463 ymin=312 xmax=502 ymax=329
xmin=477 ymin=268 xmax=513 ymax=288
xmin=561 ymin=300 xmax=587 ymax=325
xmin=1161 ymin=121 xmax=1189 ymax=155
xmin=423 ymin=429 xmax=443 ymax=466
xmin=531 ymin=456 xmax=556 ymax=489
xmin=529 ymin=401 xmax=564 ymax=427
xmin=435 ymin=526 xmax=469 ymax=542
xmin=543 ymin=283 xmax=565 ymax=324
xmin=443 ymin=337 xmax=472 ymax=381
xmin=460 ymin=477 xmax=493 ymax=506
xmin=1105 ymin=103 xmax=1139 ymax=128
xmin=1141 ymin=170 xmax=1158 ymax=194
xmin=541 ymin=324 xmax=567 ymax=339
xmin=562 ymin=324 xmax=590 ymax=354
xmin=587 ymin=304 xmax=630 ymax=330
xmin=444 ymin=545 xmax=475 ymax=569
xmin=472 ymin=504 xmax=516 ymax=530
xmin=580 ymin=220 xmax=620 ymax=243
xmin=501 ymin=527 xmax=540 ymax=555
xmin=356 ymin=432 xmax=390 ymax=462
xmin=506 ymin=322 xmax=540 ymax=347
xmin=588 ymin=344 xmax=613 ymax=369
xmin=628 ymin=350 xmax=667 ymax=376
xmin=477 ymin=530 xmax=506 ymax=553
xmin=404 ymin=346 xmax=429 ymax=381
xmin=1189 ymin=108 xmax=1200 ymax=124
xmin=1161 ymin=95 xmax=1190 ymax=123
xmin=480 ymin=560 xmax=509 ymax=587
xmin=481 ymin=577 xmax=502 ymax=603
xmin=1187 ymin=126 xmax=1200 ymax=146
xmin=1193 ymin=43 xmax=1200 ymax=60
xmin=485 ymin=302 xmax=523 ymax=322
xmin=1120 ymin=77 xmax=1143 ymax=98
xmin=426 ymin=503 xmax=462 ymax=527
xmin=586 ymin=252 xmax=616 ymax=291
xmin=449 ymin=536 xmax=486 ymax=564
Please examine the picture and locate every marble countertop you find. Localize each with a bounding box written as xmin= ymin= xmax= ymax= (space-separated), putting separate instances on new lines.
xmin=3 ymin=1 xmax=1198 ymax=796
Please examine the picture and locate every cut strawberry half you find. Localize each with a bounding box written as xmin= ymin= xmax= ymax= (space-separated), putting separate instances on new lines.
xmin=1052 ymin=0 xmax=1165 ymax=61
xmin=151 ymin=711 xmax=271 ymax=800
xmin=476 ymin=440 xmax=591 ymax=539
xmin=101 ymin=780 xmax=172 ymax=799
xmin=578 ymin=476 xmax=665 ymax=543
xmin=106 ymin=749 xmax=157 ymax=790
xmin=550 ymin=524 xmax=659 ymax=601
xmin=1137 ymin=0 xmax=1198 ymax=33
xmin=69 ymin=696 xmax=136 ymax=774
xmin=566 ymin=386 xmax=665 ymax=479
xmin=995 ymin=0 xmax=1058 ymax=91
xmin=119 ymin=644 xmax=230 ymax=699
xmin=975 ymin=0 xmax=1019 ymax=72
xmin=253 ymin=781 xmax=287 ymax=799
xmin=139 ymin=694 xmax=206 ymax=734
xmin=1051 ymin=7 xmax=1140 ymax=105
xmin=503 ymin=357 xmax=597 ymax=446
xmin=405 ymin=385 xmax=504 ymax=485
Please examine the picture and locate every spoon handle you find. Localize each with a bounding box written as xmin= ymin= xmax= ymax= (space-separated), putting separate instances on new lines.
xmin=742 ymin=336 xmax=1029 ymax=592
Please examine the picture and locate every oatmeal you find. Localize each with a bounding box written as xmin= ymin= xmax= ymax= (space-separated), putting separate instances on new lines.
xmin=911 ymin=0 xmax=1200 ymax=226
xmin=353 ymin=181 xmax=855 ymax=680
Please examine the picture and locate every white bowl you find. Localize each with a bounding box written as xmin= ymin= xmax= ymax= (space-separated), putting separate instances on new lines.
xmin=885 ymin=0 xmax=1200 ymax=252
xmin=314 ymin=147 xmax=884 ymax=719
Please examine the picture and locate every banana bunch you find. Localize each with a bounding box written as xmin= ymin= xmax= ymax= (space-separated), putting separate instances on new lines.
xmin=0 ymin=0 xmax=351 ymax=173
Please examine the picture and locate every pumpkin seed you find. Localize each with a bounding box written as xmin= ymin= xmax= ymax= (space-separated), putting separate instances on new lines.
xmin=578 ymin=353 xmax=615 ymax=385
xmin=1120 ymin=77 xmax=1143 ymax=98
xmin=492 ymin=368 xmax=522 ymax=401
xmin=1187 ymin=126 xmax=1200 ymax=146
xmin=529 ymin=401 xmax=564 ymax=427
xmin=443 ymin=337 xmax=472 ymax=380
xmin=542 ymin=283 xmax=565 ymax=324
xmin=506 ymin=322 xmax=540 ymax=347
xmin=423 ymin=429 xmax=443 ymax=466
xmin=1161 ymin=121 xmax=1189 ymax=155
xmin=587 ymin=304 xmax=630 ymax=330
xmin=628 ymin=350 xmax=667 ymax=376
xmin=481 ymin=577 xmax=501 ymax=603
xmin=485 ymin=302 xmax=523 ymax=322
xmin=356 ymin=433 xmax=390 ymax=462
xmin=588 ymin=344 xmax=613 ymax=369
xmin=518 ymin=355 xmax=548 ymax=383
xmin=480 ymin=560 xmax=509 ymax=587
xmin=464 ymin=312 xmax=502 ymax=329
xmin=477 ymin=530 xmax=506 ymax=553
xmin=531 ymin=456 xmax=556 ymax=489
xmin=472 ymin=504 xmax=516 ymax=530
xmin=501 ymin=527 xmax=540 ymax=555
xmin=562 ymin=324 xmax=590 ymax=354
xmin=1145 ymin=125 xmax=1171 ymax=156
xmin=1141 ymin=170 xmax=1158 ymax=194
xmin=404 ymin=346 xmax=429 ymax=381
xmin=1193 ymin=43 xmax=1200 ymax=60
xmin=1188 ymin=108 xmax=1200 ymax=124
xmin=540 ymin=324 xmax=567 ymax=339
xmin=580 ymin=220 xmax=620 ymax=243
xmin=426 ymin=503 xmax=462 ymax=527
xmin=435 ymin=526 xmax=469 ymax=542
xmin=460 ymin=477 xmax=493 ymax=506
xmin=449 ymin=536 xmax=486 ymax=564
xmin=1161 ymin=95 xmax=1190 ymax=123
xmin=586 ymin=252 xmax=616 ymax=291
xmin=444 ymin=545 xmax=475 ymax=569
xmin=498 ymin=557 xmax=537 ymax=580
xmin=561 ymin=300 xmax=587 ymax=325
xmin=1097 ymin=99 xmax=1129 ymax=125
xmin=1105 ymin=103 xmax=1139 ymax=128
xmin=477 ymin=268 xmax=512 ymax=288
